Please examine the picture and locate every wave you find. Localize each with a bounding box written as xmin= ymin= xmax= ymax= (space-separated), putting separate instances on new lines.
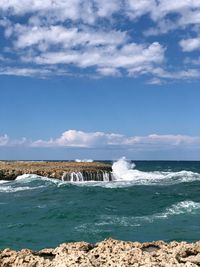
xmin=0 ymin=184 xmax=45 ymax=193
xmin=160 ymin=200 xmax=200 ymax=217
xmin=94 ymin=201 xmax=200 ymax=228
xmin=110 ymin=157 xmax=200 ymax=186
xmin=0 ymin=157 xmax=200 ymax=190
xmin=15 ymin=174 xmax=63 ymax=185
xmin=75 ymin=201 xmax=200 ymax=233
xmin=0 ymin=174 xmax=65 ymax=193
xmin=57 ymin=158 xmax=200 ymax=187
xmin=0 ymin=180 xmax=10 ymax=184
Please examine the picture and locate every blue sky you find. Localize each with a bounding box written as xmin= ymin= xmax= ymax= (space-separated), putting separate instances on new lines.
xmin=0 ymin=0 xmax=200 ymax=160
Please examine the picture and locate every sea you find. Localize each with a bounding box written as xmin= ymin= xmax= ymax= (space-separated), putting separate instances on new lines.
xmin=1 ymin=158 xmax=200 ymax=250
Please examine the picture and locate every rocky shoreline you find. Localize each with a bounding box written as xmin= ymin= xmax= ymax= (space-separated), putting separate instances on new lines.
xmin=0 ymin=161 xmax=112 ymax=181
xmin=1 ymin=238 xmax=200 ymax=266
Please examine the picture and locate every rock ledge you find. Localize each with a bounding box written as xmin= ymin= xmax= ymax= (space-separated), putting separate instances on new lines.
xmin=1 ymin=238 xmax=200 ymax=266
xmin=0 ymin=161 xmax=112 ymax=181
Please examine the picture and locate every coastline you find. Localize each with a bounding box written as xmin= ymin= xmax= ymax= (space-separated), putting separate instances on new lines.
xmin=1 ymin=238 xmax=200 ymax=266
xmin=1 ymin=161 xmax=200 ymax=266
xmin=0 ymin=161 xmax=112 ymax=181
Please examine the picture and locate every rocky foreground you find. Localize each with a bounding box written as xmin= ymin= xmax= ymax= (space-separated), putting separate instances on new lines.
xmin=1 ymin=238 xmax=200 ymax=266
xmin=0 ymin=161 xmax=112 ymax=181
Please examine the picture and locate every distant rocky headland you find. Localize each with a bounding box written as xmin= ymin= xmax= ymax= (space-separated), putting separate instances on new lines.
xmin=1 ymin=238 xmax=200 ymax=266
xmin=0 ymin=161 xmax=112 ymax=181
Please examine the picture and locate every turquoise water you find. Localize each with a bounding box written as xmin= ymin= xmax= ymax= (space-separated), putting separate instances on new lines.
xmin=1 ymin=160 xmax=200 ymax=250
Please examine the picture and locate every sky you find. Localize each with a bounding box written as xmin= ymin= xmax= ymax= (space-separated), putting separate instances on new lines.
xmin=0 ymin=0 xmax=200 ymax=160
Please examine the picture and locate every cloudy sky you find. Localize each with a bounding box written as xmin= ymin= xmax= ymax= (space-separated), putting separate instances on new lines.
xmin=0 ymin=0 xmax=200 ymax=160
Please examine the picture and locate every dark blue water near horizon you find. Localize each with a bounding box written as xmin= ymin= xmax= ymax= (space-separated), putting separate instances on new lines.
xmin=0 ymin=160 xmax=200 ymax=251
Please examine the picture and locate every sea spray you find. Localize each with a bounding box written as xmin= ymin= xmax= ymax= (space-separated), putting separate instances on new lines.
xmin=111 ymin=157 xmax=200 ymax=185
xmin=0 ymin=158 xmax=200 ymax=189
xmin=112 ymin=157 xmax=136 ymax=180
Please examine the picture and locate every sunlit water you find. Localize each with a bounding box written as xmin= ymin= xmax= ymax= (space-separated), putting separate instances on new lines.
xmin=1 ymin=158 xmax=200 ymax=250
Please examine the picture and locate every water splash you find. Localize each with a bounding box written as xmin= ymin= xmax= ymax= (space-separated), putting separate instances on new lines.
xmin=112 ymin=157 xmax=136 ymax=181
xmin=111 ymin=157 xmax=200 ymax=185
xmin=62 ymin=171 xmax=111 ymax=182
xmin=70 ymin=172 xmax=84 ymax=182
xmin=1 ymin=158 xmax=200 ymax=190
xmin=75 ymin=159 xmax=94 ymax=162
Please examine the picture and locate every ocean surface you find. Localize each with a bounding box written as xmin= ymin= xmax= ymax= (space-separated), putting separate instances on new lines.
xmin=1 ymin=158 xmax=200 ymax=250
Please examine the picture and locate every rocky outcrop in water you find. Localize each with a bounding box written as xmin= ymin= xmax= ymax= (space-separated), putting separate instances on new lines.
xmin=1 ymin=238 xmax=200 ymax=266
xmin=0 ymin=161 xmax=112 ymax=181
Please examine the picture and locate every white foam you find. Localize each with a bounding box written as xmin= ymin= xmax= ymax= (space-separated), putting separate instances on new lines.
xmin=0 ymin=173 xmax=50 ymax=192
xmin=143 ymin=200 xmax=200 ymax=222
xmin=16 ymin=174 xmax=63 ymax=185
xmin=112 ymin=157 xmax=136 ymax=181
xmin=16 ymin=174 xmax=42 ymax=181
xmin=111 ymin=157 xmax=200 ymax=186
xmin=96 ymin=201 xmax=200 ymax=227
xmin=75 ymin=159 xmax=94 ymax=162
xmin=1 ymin=158 xmax=200 ymax=190
xmin=161 ymin=200 xmax=200 ymax=217
xmin=0 ymin=180 xmax=10 ymax=184
xmin=0 ymin=185 xmax=45 ymax=193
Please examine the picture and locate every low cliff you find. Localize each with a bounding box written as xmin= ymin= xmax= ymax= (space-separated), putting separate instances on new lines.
xmin=0 ymin=161 xmax=112 ymax=181
xmin=1 ymin=238 xmax=200 ymax=266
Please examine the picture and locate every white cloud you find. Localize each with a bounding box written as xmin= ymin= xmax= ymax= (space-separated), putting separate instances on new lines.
xmin=0 ymin=134 xmax=27 ymax=146
xmin=1 ymin=20 xmax=164 ymax=78
xmin=126 ymin=0 xmax=156 ymax=19
xmin=180 ymin=38 xmax=200 ymax=52
xmin=0 ymin=67 xmax=58 ymax=77
xmin=32 ymin=130 xmax=125 ymax=148
xmin=13 ymin=25 xmax=127 ymax=50
xmin=0 ymin=0 xmax=120 ymax=24
xmin=95 ymin=0 xmax=120 ymax=17
xmin=1 ymin=0 xmax=200 ymax=32
xmin=0 ymin=55 xmax=5 ymax=61
xmin=1 ymin=130 xmax=200 ymax=150
xmin=185 ymin=56 xmax=200 ymax=65
xmin=150 ymin=67 xmax=200 ymax=80
xmin=25 ymin=42 xmax=164 ymax=77
xmin=1 ymin=0 xmax=200 ymax=80
xmin=142 ymin=1 xmax=200 ymax=36
xmin=0 ymin=135 xmax=9 ymax=146
xmin=146 ymin=78 xmax=163 ymax=85
xmin=97 ymin=67 xmax=121 ymax=77
xmin=151 ymin=0 xmax=200 ymax=19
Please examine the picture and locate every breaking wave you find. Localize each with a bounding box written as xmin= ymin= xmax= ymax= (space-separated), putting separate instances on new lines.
xmin=0 ymin=158 xmax=200 ymax=191
xmin=15 ymin=174 xmax=63 ymax=185
xmin=109 ymin=157 xmax=200 ymax=186
xmin=75 ymin=200 xmax=200 ymax=233
xmin=161 ymin=200 xmax=200 ymax=217
xmin=72 ymin=157 xmax=200 ymax=188
xmin=0 ymin=174 xmax=64 ymax=193
xmin=0 ymin=184 xmax=45 ymax=193
xmin=94 ymin=201 xmax=200 ymax=227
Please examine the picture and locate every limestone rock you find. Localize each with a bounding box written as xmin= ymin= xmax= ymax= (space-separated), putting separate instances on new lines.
xmin=0 ymin=161 xmax=112 ymax=181
xmin=1 ymin=239 xmax=200 ymax=266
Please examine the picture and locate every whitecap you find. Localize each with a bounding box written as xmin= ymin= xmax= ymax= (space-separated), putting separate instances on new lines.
xmin=0 ymin=185 xmax=45 ymax=193
xmin=63 ymin=158 xmax=200 ymax=188
xmin=110 ymin=157 xmax=200 ymax=186
xmin=96 ymin=201 xmax=200 ymax=227
xmin=4 ymin=158 xmax=200 ymax=189
xmin=158 ymin=200 xmax=200 ymax=218
xmin=16 ymin=174 xmax=64 ymax=186
xmin=0 ymin=180 xmax=10 ymax=184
